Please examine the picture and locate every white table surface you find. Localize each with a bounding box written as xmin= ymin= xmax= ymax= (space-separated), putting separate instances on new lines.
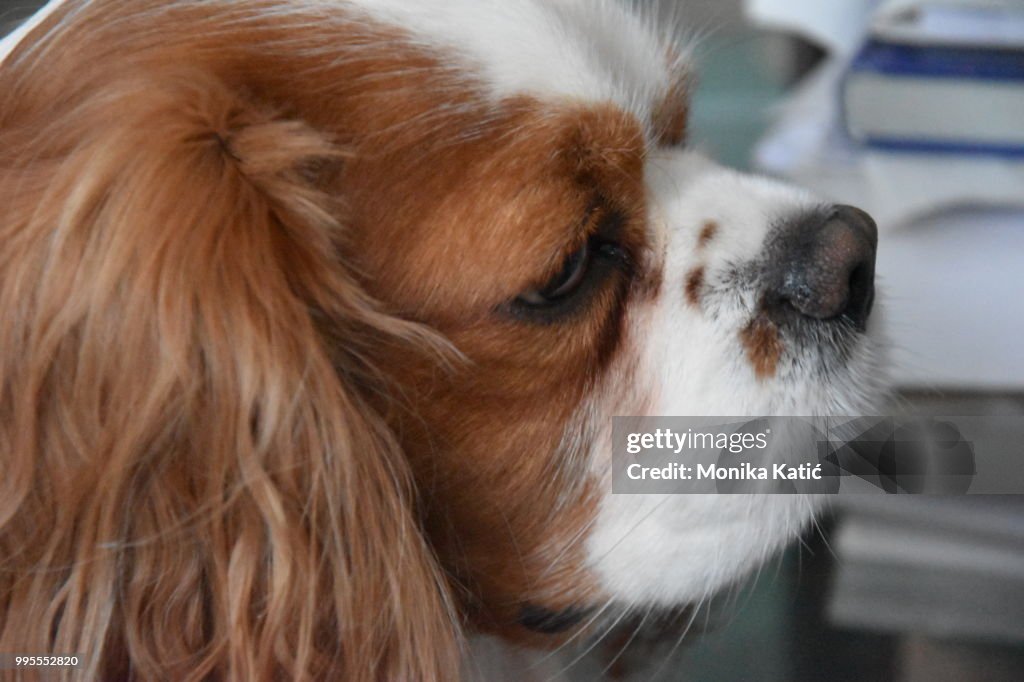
xmin=876 ymin=208 xmax=1024 ymax=390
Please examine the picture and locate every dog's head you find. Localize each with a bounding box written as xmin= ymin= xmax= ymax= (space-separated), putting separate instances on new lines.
xmin=0 ymin=1 xmax=884 ymax=678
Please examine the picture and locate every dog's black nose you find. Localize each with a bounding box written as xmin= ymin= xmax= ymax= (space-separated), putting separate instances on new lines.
xmin=769 ymin=205 xmax=877 ymax=330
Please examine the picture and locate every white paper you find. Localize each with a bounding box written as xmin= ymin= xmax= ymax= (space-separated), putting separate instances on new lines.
xmin=875 ymin=0 xmax=1024 ymax=48
xmin=745 ymin=0 xmax=881 ymax=55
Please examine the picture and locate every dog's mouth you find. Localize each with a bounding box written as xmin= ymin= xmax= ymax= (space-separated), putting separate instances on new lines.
xmin=518 ymin=601 xmax=700 ymax=658
xmin=718 ymin=282 xmax=874 ymax=387
xmin=518 ymin=603 xmax=594 ymax=635
xmin=580 ymin=604 xmax=704 ymax=676
xmin=745 ymin=295 xmax=870 ymax=375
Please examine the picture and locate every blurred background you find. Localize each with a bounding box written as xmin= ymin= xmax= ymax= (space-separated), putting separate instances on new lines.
xmin=3 ymin=1 xmax=1024 ymax=680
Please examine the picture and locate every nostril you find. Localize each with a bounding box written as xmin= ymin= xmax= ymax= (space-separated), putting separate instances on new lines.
xmin=848 ymin=264 xmax=866 ymax=302
xmin=844 ymin=262 xmax=875 ymax=330
xmin=849 ymin=262 xmax=870 ymax=294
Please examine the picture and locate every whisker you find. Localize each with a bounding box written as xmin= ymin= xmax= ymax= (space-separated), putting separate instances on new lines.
xmin=547 ymin=602 xmax=633 ymax=681
xmin=597 ymin=602 xmax=655 ymax=678
xmin=528 ymin=597 xmax=616 ymax=669
xmin=645 ymin=596 xmax=706 ymax=682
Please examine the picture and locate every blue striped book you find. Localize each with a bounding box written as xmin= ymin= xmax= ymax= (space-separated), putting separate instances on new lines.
xmin=843 ymin=40 xmax=1024 ymax=158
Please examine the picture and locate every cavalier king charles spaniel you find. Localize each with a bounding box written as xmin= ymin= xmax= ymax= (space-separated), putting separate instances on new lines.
xmin=0 ymin=1 xmax=884 ymax=679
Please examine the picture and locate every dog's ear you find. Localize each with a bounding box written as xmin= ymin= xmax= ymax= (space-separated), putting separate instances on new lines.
xmin=0 ymin=68 xmax=459 ymax=680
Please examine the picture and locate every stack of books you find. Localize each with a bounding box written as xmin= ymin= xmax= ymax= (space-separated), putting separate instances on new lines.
xmin=843 ymin=4 xmax=1024 ymax=158
xmin=830 ymin=495 xmax=1024 ymax=643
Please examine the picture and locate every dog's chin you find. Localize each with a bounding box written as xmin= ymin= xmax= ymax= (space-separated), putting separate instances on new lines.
xmin=587 ymin=490 xmax=823 ymax=608
xmin=582 ymin=312 xmax=885 ymax=612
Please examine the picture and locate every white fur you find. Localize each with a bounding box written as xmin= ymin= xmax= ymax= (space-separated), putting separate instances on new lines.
xmin=343 ymin=0 xmax=687 ymax=125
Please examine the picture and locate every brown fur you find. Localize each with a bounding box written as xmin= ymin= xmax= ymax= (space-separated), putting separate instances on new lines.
xmin=356 ymin=101 xmax=649 ymax=641
xmin=698 ymin=220 xmax=719 ymax=248
xmin=740 ymin=316 xmax=784 ymax=380
xmin=684 ymin=266 xmax=706 ymax=308
xmin=652 ymin=69 xmax=691 ymax=147
xmin=0 ymin=57 xmax=462 ymax=682
xmin=0 ymin=0 xmax=664 ymax=677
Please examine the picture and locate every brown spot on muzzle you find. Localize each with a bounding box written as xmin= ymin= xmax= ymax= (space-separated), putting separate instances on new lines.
xmin=684 ymin=266 xmax=704 ymax=308
xmin=740 ymin=315 xmax=783 ymax=379
xmin=698 ymin=220 xmax=718 ymax=248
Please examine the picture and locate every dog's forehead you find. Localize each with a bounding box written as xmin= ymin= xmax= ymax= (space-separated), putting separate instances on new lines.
xmin=4 ymin=2 xmax=687 ymax=143
xmin=342 ymin=0 xmax=679 ymax=119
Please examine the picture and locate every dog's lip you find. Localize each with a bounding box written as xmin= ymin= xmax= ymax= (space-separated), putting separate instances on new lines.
xmin=741 ymin=293 xmax=870 ymax=375
xmin=758 ymin=290 xmax=872 ymax=333
xmin=588 ymin=603 xmax=702 ymax=649
xmin=518 ymin=603 xmax=594 ymax=634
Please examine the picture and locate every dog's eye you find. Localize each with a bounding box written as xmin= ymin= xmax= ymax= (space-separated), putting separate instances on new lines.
xmin=517 ymin=241 xmax=592 ymax=306
xmin=509 ymin=209 xmax=630 ymax=322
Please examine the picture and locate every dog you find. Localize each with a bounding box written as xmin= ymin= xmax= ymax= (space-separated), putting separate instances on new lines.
xmin=0 ymin=1 xmax=885 ymax=679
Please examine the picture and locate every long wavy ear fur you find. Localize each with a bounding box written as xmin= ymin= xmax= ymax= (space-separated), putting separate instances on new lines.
xmin=0 ymin=54 xmax=459 ymax=681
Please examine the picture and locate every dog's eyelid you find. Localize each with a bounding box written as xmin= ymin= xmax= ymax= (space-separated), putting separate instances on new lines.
xmin=539 ymin=198 xmax=622 ymax=278
xmin=508 ymin=203 xmax=633 ymax=321
xmin=518 ymin=240 xmax=592 ymax=306
xmin=546 ymin=201 xmax=628 ymax=280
